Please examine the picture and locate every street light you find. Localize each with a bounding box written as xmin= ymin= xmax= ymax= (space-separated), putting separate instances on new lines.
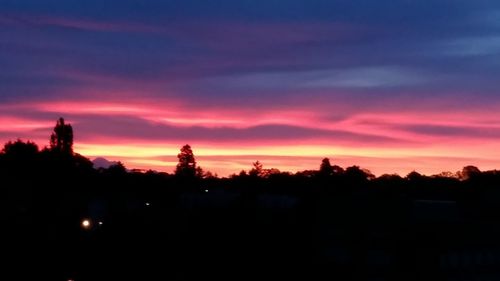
xmin=81 ymin=219 xmax=91 ymax=230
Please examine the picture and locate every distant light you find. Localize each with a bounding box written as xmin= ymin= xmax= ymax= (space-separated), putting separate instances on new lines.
xmin=145 ymin=202 xmax=150 ymax=206
xmin=81 ymin=219 xmax=91 ymax=229
xmin=205 ymin=190 xmax=209 ymax=193
xmin=98 ymin=221 xmax=103 ymax=226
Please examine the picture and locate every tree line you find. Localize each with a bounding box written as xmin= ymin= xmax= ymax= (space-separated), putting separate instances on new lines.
xmin=0 ymin=117 xmax=493 ymax=183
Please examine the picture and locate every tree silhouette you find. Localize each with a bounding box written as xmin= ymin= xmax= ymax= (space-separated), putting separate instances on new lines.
xmin=195 ymin=166 xmax=205 ymax=178
xmin=249 ymin=161 xmax=263 ymax=177
xmin=319 ymin=158 xmax=334 ymax=176
xmin=107 ymin=161 xmax=127 ymax=175
xmin=0 ymin=139 xmax=39 ymax=174
xmin=344 ymin=166 xmax=375 ymax=182
xmin=2 ymin=139 xmax=39 ymax=157
xmin=175 ymin=144 xmax=196 ymax=178
xmin=460 ymin=165 xmax=481 ymax=180
xmin=50 ymin=117 xmax=74 ymax=154
xmin=406 ymin=171 xmax=423 ymax=181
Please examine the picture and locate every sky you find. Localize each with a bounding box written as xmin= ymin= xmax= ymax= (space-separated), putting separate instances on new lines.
xmin=1 ymin=0 xmax=500 ymax=176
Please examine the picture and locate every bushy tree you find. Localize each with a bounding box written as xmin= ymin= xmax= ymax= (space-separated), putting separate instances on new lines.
xmin=319 ymin=158 xmax=334 ymax=176
xmin=406 ymin=171 xmax=423 ymax=181
xmin=0 ymin=139 xmax=39 ymax=174
xmin=460 ymin=165 xmax=481 ymax=181
xmin=175 ymin=144 xmax=197 ymax=178
xmin=50 ymin=117 xmax=73 ymax=154
xmin=107 ymin=161 xmax=127 ymax=175
xmin=2 ymin=139 xmax=39 ymax=157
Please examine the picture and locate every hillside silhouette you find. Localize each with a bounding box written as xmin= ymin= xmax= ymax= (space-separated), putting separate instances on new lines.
xmin=2 ymin=118 xmax=500 ymax=280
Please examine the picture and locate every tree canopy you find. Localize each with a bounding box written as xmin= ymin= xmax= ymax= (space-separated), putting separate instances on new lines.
xmin=175 ymin=144 xmax=197 ymax=178
xmin=50 ymin=117 xmax=74 ymax=154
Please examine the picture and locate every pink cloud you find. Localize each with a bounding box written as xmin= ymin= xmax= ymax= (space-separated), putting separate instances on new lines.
xmin=1 ymin=96 xmax=500 ymax=176
xmin=0 ymin=116 xmax=48 ymax=128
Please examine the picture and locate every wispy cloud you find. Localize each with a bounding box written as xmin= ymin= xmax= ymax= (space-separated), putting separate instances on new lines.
xmin=443 ymin=36 xmax=500 ymax=56
xmin=203 ymin=66 xmax=427 ymax=92
xmin=0 ymin=14 xmax=162 ymax=33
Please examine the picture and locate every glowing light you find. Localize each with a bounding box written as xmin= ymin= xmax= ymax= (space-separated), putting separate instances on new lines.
xmin=205 ymin=189 xmax=209 ymax=193
xmin=81 ymin=219 xmax=91 ymax=229
xmin=145 ymin=202 xmax=150 ymax=206
xmin=98 ymin=221 xmax=103 ymax=226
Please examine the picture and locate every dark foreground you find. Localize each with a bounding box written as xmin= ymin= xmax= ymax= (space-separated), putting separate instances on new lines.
xmin=3 ymin=167 xmax=500 ymax=281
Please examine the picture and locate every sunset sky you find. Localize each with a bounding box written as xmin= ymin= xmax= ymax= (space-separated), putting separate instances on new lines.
xmin=1 ymin=0 xmax=500 ymax=176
